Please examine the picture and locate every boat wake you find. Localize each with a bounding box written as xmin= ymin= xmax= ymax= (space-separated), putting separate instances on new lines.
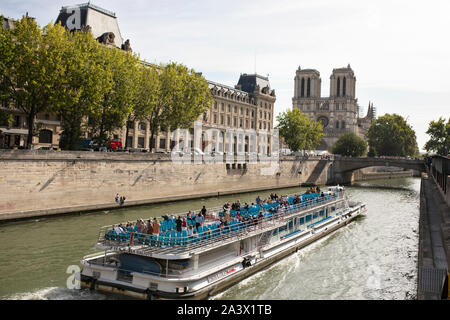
xmin=5 ymin=287 xmax=111 ymax=300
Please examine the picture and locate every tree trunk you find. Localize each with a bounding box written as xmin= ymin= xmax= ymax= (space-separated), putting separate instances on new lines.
xmin=26 ymin=105 xmax=35 ymax=149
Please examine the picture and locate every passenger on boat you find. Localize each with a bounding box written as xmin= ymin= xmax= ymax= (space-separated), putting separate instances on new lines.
xmin=176 ymin=216 xmax=182 ymax=232
xmin=182 ymin=217 xmax=187 ymax=231
xmin=152 ymin=218 xmax=160 ymax=235
xmin=195 ymin=213 xmax=203 ymax=229
xmin=200 ymin=206 xmax=207 ymax=219
xmin=147 ymin=220 xmax=153 ymax=235
xmin=187 ymin=225 xmax=194 ymax=236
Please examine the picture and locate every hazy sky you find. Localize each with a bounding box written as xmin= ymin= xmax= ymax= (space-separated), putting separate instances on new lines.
xmin=2 ymin=0 xmax=449 ymax=151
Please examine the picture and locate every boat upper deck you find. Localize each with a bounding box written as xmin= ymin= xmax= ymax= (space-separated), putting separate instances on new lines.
xmin=95 ymin=190 xmax=346 ymax=259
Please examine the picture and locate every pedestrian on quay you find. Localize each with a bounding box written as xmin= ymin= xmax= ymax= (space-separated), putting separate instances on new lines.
xmin=115 ymin=193 xmax=119 ymax=203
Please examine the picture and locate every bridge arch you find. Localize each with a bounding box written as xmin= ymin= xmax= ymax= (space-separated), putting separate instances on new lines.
xmin=328 ymin=157 xmax=425 ymax=184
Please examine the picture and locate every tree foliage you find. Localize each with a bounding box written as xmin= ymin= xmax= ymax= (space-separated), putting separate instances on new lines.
xmin=332 ymin=132 xmax=367 ymax=157
xmin=367 ymin=113 xmax=418 ymax=157
xmin=276 ymin=108 xmax=324 ymax=152
xmin=136 ymin=62 xmax=213 ymax=151
xmin=0 ymin=17 xmax=213 ymax=150
xmin=424 ymin=117 xmax=450 ymax=156
xmin=86 ymin=45 xmax=140 ymax=145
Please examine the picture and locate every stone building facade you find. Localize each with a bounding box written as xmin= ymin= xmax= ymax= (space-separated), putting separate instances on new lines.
xmin=292 ymin=65 xmax=375 ymax=151
xmin=1 ymin=3 xmax=276 ymax=152
xmin=116 ymin=74 xmax=276 ymax=154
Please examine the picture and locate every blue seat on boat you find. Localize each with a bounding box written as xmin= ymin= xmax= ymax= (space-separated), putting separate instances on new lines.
xmin=181 ymin=230 xmax=187 ymax=245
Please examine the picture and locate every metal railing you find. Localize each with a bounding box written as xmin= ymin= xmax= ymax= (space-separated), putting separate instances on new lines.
xmin=98 ymin=192 xmax=345 ymax=256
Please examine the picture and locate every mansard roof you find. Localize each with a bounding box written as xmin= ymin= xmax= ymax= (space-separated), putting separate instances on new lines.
xmin=237 ymin=73 xmax=271 ymax=94
xmin=55 ymin=2 xmax=123 ymax=47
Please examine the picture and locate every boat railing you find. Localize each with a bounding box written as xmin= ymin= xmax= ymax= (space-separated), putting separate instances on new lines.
xmin=98 ymin=191 xmax=345 ymax=255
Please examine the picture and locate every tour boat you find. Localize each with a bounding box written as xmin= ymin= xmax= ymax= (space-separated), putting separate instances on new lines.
xmin=77 ymin=186 xmax=367 ymax=300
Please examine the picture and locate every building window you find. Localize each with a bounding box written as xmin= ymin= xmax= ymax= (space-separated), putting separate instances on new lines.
xmin=39 ymin=129 xmax=52 ymax=144
xmin=246 ymin=119 xmax=248 ymax=128
xmin=343 ymin=77 xmax=347 ymax=96
xmin=336 ymin=77 xmax=340 ymax=97
xmin=228 ymin=104 xmax=231 ymax=112
xmin=127 ymin=121 xmax=134 ymax=129
xmin=341 ymin=121 xmax=346 ymax=129
xmin=220 ymin=115 xmax=224 ymax=125
xmin=214 ymin=113 xmax=217 ymax=123
xmin=301 ymin=78 xmax=305 ymax=97
xmin=307 ymin=78 xmax=311 ymax=97
xmin=138 ymin=122 xmax=146 ymax=131
xmin=246 ymin=108 xmax=249 ymax=116
xmin=159 ymin=138 xmax=166 ymax=149
xmin=234 ymin=106 xmax=237 ymax=113
xmin=336 ymin=104 xmax=339 ymax=111
xmin=234 ymin=117 xmax=237 ymax=127
xmin=240 ymin=107 xmax=243 ymax=115
xmin=221 ymin=103 xmax=224 ymax=111
xmin=336 ymin=121 xmax=339 ymax=129
xmin=214 ymin=102 xmax=217 ymax=109
xmin=227 ymin=116 xmax=231 ymax=126
xmin=240 ymin=118 xmax=243 ymax=128
xmin=138 ymin=137 xmax=145 ymax=148
xmin=13 ymin=115 xmax=21 ymax=127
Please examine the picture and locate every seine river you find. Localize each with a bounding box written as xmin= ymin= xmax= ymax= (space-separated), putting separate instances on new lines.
xmin=0 ymin=177 xmax=420 ymax=300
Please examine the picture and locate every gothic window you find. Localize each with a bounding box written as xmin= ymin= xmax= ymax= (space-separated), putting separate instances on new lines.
xmin=336 ymin=121 xmax=339 ymax=129
xmin=39 ymin=129 xmax=52 ymax=144
xmin=307 ymin=78 xmax=311 ymax=97
xmin=301 ymin=78 xmax=305 ymax=97
xmin=343 ymin=77 xmax=347 ymax=96
xmin=341 ymin=121 xmax=346 ymax=129
xmin=336 ymin=77 xmax=340 ymax=97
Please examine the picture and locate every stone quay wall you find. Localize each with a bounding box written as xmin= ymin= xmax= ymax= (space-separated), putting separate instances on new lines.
xmin=0 ymin=151 xmax=332 ymax=221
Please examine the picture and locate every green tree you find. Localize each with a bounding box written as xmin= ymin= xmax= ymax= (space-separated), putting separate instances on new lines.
xmin=50 ymin=25 xmax=113 ymax=150
xmin=424 ymin=117 xmax=450 ymax=156
xmin=0 ymin=16 xmax=14 ymax=119
xmin=136 ymin=62 xmax=212 ymax=151
xmin=367 ymin=113 xmax=418 ymax=157
xmin=87 ymin=46 xmax=140 ymax=145
xmin=131 ymin=64 xmax=160 ymax=149
xmin=332 ymin=132 xmax=367 ymax=157
xmin=276 ymin=108 xmax=324 ymax=152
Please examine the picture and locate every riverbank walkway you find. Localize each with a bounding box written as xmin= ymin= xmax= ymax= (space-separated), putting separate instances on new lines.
xmin=417 ymin=170 xmax=450 ymax=299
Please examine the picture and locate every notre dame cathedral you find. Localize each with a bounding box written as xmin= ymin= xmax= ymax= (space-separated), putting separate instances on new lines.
xmin=292 ymin=65 xmax=375 ymax=151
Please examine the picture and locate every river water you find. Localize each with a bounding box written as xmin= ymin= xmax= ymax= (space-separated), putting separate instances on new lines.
xmin=0 ymin=177 xmax=420 ymax=300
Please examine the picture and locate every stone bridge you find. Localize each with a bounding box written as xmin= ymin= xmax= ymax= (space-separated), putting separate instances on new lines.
xmin=328 ymin=157 xmax=426 ymax=184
